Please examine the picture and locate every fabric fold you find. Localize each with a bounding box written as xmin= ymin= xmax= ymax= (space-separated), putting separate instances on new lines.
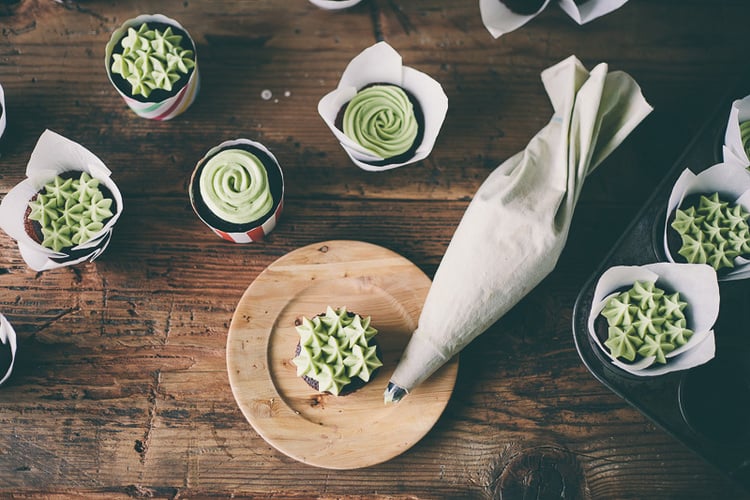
xmin=385 ymin=55 xmax=653 ymax=401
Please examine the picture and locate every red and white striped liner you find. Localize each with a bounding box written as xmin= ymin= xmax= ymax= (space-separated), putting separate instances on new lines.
xmin=189 ymin=139 xmax=285 ymax=244
xmin=105 ymin=14 xmax=199 ymax=121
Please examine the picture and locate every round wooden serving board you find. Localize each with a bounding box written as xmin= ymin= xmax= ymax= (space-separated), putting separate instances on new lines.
xmin=226 ymin=240 xmax=459 ymax=469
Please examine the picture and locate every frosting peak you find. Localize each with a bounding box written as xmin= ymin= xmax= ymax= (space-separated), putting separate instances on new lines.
xmin=27 ymin=173 xmax=113 ymax=251
xmin=111 ymin=23 xmax=195 ymax=98
xmin=600 ymin=281 xmax=692 ymax=364
xmin=292 ymin=306 xmax=382 ymax=396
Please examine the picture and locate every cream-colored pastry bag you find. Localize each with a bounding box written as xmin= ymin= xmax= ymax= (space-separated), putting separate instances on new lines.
xmin=386 ymin=55 xmax=653 ymax=401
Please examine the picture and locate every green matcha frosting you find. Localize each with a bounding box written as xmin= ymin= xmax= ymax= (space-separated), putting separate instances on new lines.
xmin=343 ymin=84 xmax=418 ymax=159
xmin=27 ymin=173 xmax=113 ymax=252
xmin=671 ymin=192 xmax=750 ymax=271
xmin=292 ymin=306 xmax=382 ymax=396
xmin=600 ymin=281 xmax=691 ymax=364
xmin=111 ymin=23 xmax=195 ymax=98
xmin=199 ymin=149 xmax=274 ymax=225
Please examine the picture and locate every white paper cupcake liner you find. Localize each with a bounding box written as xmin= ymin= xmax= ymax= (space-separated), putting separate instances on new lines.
xmin=587 ymin=263 xmax=719 ymax=377
xmin=0 ymin=82 xmax=6 ymax=141
xmin=662 ymin=163 xmax=750 ymax=281
xmin=105 ymin=14 xmax=200 ymax=121
xmin=480 ymin=0 xmax=630 ymax=38
xmin=189 ymin=139 xmax=285 ymax=243
xmin=0 ymin=314 xmax=17 ymax=387
xmin=309 ymin=0 xmax=364 ymax=9
xmin=0 ymin=129 xmax=124 ymax=271
xmin=318 ymin=41 xmax=448 ymax=172
xmin=722 ymin=94 xmax=750 ymax=168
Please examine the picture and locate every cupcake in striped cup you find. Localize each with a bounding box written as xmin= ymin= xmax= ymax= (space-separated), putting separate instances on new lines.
xmin=189 ymin=139 xmax=284 ymax=243
xmin=105 ymin=14 xmax=199 ymax=120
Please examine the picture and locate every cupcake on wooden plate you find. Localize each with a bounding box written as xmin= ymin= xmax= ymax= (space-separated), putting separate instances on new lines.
xmin=0 ymin=130 xmax=124 ymax=271
xmin=587 ymin=263 xmax=719 ymax=376
xmin=189 ymin=139 xmax=284 ymax=243
xmin=292 ymin=306 xmax=383 ymax=396
xmin=662 ymin=162 xmax=750 ymax=280
xmin=318 ymin=41 xmax=448 ymax=172
xmin=105 ymin=14 xmax=199 ymax=120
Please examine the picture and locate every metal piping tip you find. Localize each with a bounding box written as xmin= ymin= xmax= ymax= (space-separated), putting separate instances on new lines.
xmin=383 ymin=381 xmax=408 ymax=404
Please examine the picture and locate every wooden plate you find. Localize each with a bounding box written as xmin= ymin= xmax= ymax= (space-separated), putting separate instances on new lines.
xmin=226 ymin=240 xmax=459 ymax=469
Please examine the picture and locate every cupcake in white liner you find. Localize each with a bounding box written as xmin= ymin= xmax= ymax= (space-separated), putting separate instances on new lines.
xmin=0 ymin=314 xmax=17 ymax=387
xmin=662 ymin=163 xmax=750 ymax=281
xmin=587 ymin=263 xmax=719 ymax=377
xmin=318 ymin=41 xmax=448 ymax=172
xmin=0 ymin=129 xmax=124 ymax=271
xmin=105 ymin=14 xmax=199 ymax=121
xmin=308 ymin=0 xmax=364 ymax=10
xmin=189 ymin=139 xmax=284 ymax=243
xmin=722 ymin=94 xmax=750 ymax=168
xmin=480 ymin=0 xmax=629 ymax=38
xmin=0 ymin=82 xmax=6 ymax=141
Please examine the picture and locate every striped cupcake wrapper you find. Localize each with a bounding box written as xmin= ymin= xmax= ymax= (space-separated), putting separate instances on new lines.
xmin=210 ymin=200 xmax=284 ymax=243
xmin=189 ymin=139 xmax=285 ymax=244
xmin=105 ymin=14 xmax=199 ymax=121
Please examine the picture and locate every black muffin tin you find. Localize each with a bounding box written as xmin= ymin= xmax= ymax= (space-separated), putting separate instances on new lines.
xmin=572 ymin=86 xmax=750 ymax=490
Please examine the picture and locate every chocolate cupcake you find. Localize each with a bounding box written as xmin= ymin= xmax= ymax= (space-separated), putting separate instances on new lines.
xmin=0 ymin=130 xmax=124 ymax=271
xmin=24 ymin=171 xmax=116 ymax=254
xmin=292 ymin=306 xmax=382 ymax=396
xmin=500 ymin=0 xmax=545 ymax=15
xmin=667 ymin=192 xmax=750 ymax=273
xmin=335 ymin=83 xmax=425 ymax=167
xmin=105 ymin=14 xmax=199 ymax=120
xmin=595 ymin=281 xmax=691 ymax=366
xmin=587 ymin=263 xmax=719 ymax=376
xmin=663 ymin=163 xmax=750 ymax=280
xmin=189 ymin=139 xmax=284 ymax=243
xmin=319 ymin=41 xmax=448 ymax=172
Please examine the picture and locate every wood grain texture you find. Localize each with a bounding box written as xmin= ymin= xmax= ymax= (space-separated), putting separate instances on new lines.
xmin=1 ymin=0 xmax=750 ymax=498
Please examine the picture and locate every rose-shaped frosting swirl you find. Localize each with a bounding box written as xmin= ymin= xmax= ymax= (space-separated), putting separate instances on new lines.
xmin=342 ymin=84 xmax=418 ymax=159
xmin=199 ymin=149 xmax=273 ymax=225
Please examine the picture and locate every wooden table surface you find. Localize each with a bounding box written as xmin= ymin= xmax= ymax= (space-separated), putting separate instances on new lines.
xmin=2 ymin=0 xmax=750 ymax=498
